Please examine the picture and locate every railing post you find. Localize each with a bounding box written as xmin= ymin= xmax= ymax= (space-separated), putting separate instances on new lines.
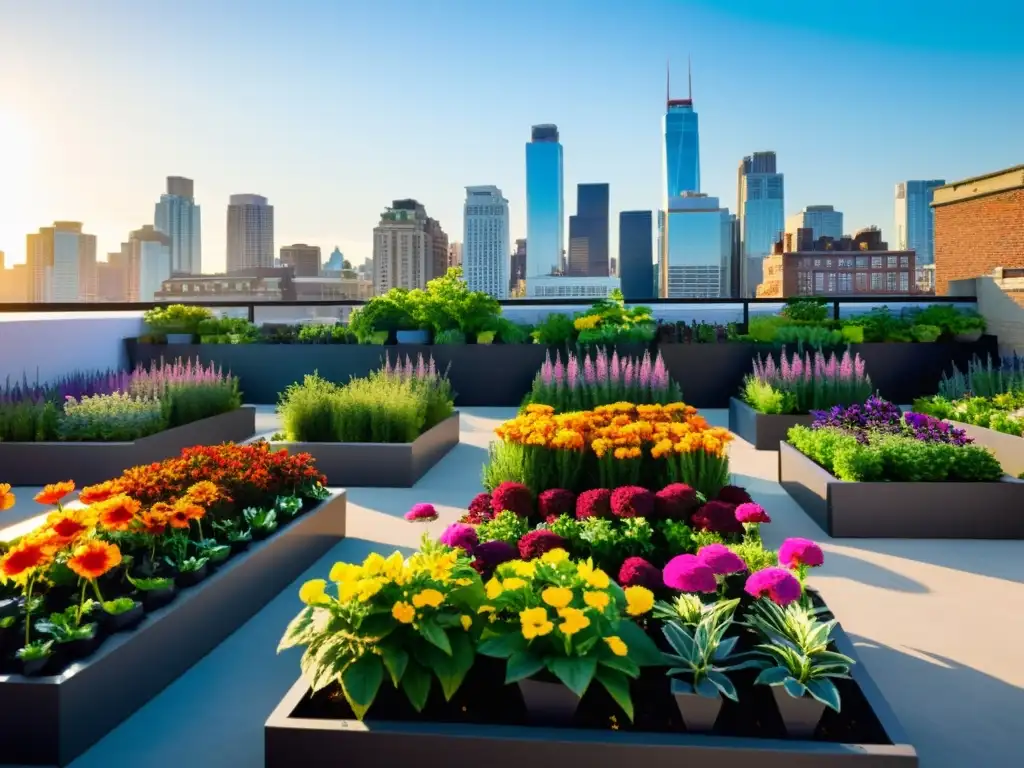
xmin=832 ymin=301 xmax=840 ymax=321
xmin=742 ymin=300 xmax=750 ymax=330
xmin=247 ymin=304 xmax=256 ymax=323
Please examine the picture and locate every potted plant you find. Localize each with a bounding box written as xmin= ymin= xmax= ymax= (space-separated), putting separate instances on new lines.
xmin=143 ymin=304 xmax=214 ymax=343
xmin=34 ymin=608 xmax=102 ymax=662
xmin=745 ymin=597 xmax=854 ymax=737
xmin=170 ymin=556 xmax=210 ymax=588
xmin=660 ymin=598 xmax=764 ymax=732
xmin=952 ymin=312 xmax=986 ymax=343
xmin=100 ymin=596 xmax=144 ymax=632
xmin=476 ymin=549 xmax=664 ymax=725
xmin=127 ymin=574 xmax=177 ymax=612
xmin=16 ymin=639 xmax=55 ymax=676
xmin=243 ymin=506 xmax=278 ymax=539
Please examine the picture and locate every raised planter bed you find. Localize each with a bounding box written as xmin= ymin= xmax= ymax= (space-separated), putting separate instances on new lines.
xmin=0 ymin=406 xmax=257 ymax=487
xmin=265 ymin=621 xmax=916 ymax=768
xmin=778 ymin=440 xmax=1024 ymax=538
xmin=948 ymin=420 xmax=1024 ymax=478
xmin=728 ymin=398 xmax=814 ymax=451
xmin=0 ymin=490 xmax=347 ymax=767
xmin=269 ymin=412 xmax=460 ymax=487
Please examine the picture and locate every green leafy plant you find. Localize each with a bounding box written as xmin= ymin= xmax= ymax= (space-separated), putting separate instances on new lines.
xmin=296 ymin=323 xmax=356 ymax=344
xmin=16 ymin=639 xmax=54 ymax=661
xmin=243 ymin=507 xmax=278 ymax=535
xmin=781 ymin=298 xmax=829 ymax=324
xmin=143 ymin=304 xmax=214 ymax=336
xmin=102 ymin=597 xmax=139 ymax=616
xmin=911 ymin=324 xmax=941 ymax=343
xmin=125 ymin=574 xmax=174 ymax=592
xmin=435 ymin=329 xmax=467 ymax=345
xmin=477 ymin=511 xmax=529 ymax=545
xmin=773 ymin=326 xmax=842 ymax=347
xmin=58 ymin=392 xmax=166 ymax=441
xmin=532 ymin=313 xmax=576 ymax=345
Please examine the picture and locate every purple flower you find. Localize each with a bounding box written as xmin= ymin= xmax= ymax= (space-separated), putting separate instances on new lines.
xmin=903 ymin=412 xmax=972 ymax=445
xmin=439 ymin=523 xmax=478 ymax=553
xmin=619 ymin=557 xmax=661 ymax=590
xmin=609 ymin=486 xmax=655 ymax=519
xmin=735 ymin=502 xmax=772 ymax=524
xmin=471 ymin=540 xmax=517 ymax=577
xmin=691 ymin=501 xmax=744 ymax=535
xmin=744 ymin=567 xmax=802 ymax=606
xmin=518 ymin=529 xmax=567 ymax=560
xmin=404 ymin=503 xmax=438 ymax=522
xmin=663 ymin=554 xmax=718 ymax=593
xmin=696 ymin=544 xmax=747 ymax=576
xmin=778 ymin=538 xmax=824 ymax=569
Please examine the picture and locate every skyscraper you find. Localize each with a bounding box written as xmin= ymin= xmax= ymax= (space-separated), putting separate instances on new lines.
xmin=510 ymin=238 xmax=527 ymax=292
xmin=567 ymin=183 xmax=610 ymax=277
xmin=130 ymin=225 xmax=172 ymax=301
xmin=26 ymin=221 xmax=97 ymax=302
xmin=463 ymin=185 xmax=510 ymax=299
xmin=737 ymin=152 xmax=785 ymax=297
xmin=660 ymin=194 xmax=732 ymax=298
xmin=280 ymin=244 xmax=321 ymax=277
xmin=786 ymin=205 xmax=843 ymax=242
xmin=373 ymin=199 xmax=447 ymax=292
xmin=324 ymin=247 xmax=344 ymax=271
xmin=154 ymin=176 xmax=201 ymax=274
xmin=894 ymin=180 xmax=946 ymax=266
xmin=525 ymin=124 xmax=564 ymax=288
xmin=226 ymin=194 xmax=274 ymax=271
xmin=663 ymin=61 xmax=700 ymax=201
xmin=619 ymin=211 xmax=654 ymax=300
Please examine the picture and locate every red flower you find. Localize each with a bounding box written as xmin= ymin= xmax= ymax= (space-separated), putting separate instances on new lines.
xmin=655 ymin=484 xmax=700 ymax=520
xmin=716 ymin=485 xmax=753 ymax=505
xmin=609 ymin=486 xmax=655 ymax=519
xmin=537 ymin=489 xmax=576 ymax=522
xmin=576 ymin=489 xmax=612 ymax=520
xmin=690 ymin=501 xmax=743 ymax=536
xmin=491 ymin=482 xmax=533 ymax=518
xmin=517 ymin=530 xmax=567 ymax=561
xmin=618 ymin=557 xmax=660 ymax=589
xmin=461 ymin=493 xmax=494 ymax=524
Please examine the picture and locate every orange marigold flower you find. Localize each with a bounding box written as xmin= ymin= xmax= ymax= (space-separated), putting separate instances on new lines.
xmin=184 ymin=481 xmax=221 ymax=506
xmin=44 ymin=510 xmax=91 ymax=545
xmin=0 ymin=483 xmax=15 ymax=512
xmin=167 ymin=506 xmax=193 ymax=529
xmin=67 ymin=540 xmax=122 ymax=581
xmin=176 ymin=501 xmax=206 ymax=521
xmin=34 ymin=481 xmax=76 ymax=506
xmin=0 ymin=539 xmax=52 ymax=581
xmin=78 ymin=480 xmax=123 ymax=505
xmin=139 ymin=510 xmax=167 ymax=536
xmin=95 ymin=495 xmax=142 ymax=532
xmin=151 ymin=502 xmax=174 ymax=517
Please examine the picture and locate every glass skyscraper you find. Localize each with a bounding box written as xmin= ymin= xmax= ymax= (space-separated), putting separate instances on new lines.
xmin=619 ymin=211 xmax=654 ymax=300
xmin=525 ymin=124 xmax=564 ymax=288
xmin=662 ymin=195 xmax=731 ymax=298
xmin=663 ymin=73 xmax=700 ymax=201
xmin=738 ymin=152 xmax=784 ymax=297
xmin=894 ymin=180 xmax=945 ymax=266
xmin=567 ymin=183 xmax=610 ymax=276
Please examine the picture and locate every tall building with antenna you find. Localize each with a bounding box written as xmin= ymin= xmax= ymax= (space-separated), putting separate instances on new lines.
xmin=662 ymin=59 xmax=700 ymax=201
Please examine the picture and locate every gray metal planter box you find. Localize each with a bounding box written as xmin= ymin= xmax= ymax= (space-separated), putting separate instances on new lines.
xmin=269 ymin=412 xmax=460 ymax=487
xmin=778 ymin=441 xmax=1024 ymax=538
xmin=0 ymin=490 xmax=347 ymax=767
xmin=264 ymin=622 xmax=916 ymax=768
xmin=728 ymin=398 xmax=815 ymax=452
xmin=949 ymin=420 xmax=1024 ymax=478
xmin=0 ymin=406 xmax=257 ymax=487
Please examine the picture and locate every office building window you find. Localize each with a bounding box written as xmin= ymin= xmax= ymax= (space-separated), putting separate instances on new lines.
xmin=887 ymin=255 xmax=898 ymax=268
xmin=798 ymin=271 xmax=813 ymax=295
xmin=871 ymin=256 xmax=883 ymax=268
xmin=856 ymin=272 xmax=867 ymax=291
xmin=886 ymin=272 xmax=897 ymax=291
xmin=825 ymin=258 xmax=833 ymax=268
xmin=900 ymin=271 xmax=909 ymax=292
xmin=871 ymin=272 xmax=883 ymax=291
xmin=900 ymin=255 xmax=909 ymax=268
xmin=814 ymin=272 xmax=824 ymax=292
xmin=827 ymin=273 xmax=837 ymax=293
xmin=813 ymin=259 xmax=822 ymax=267
xmin=838 ymin=273 xmax=852 ymax=293
xmin=856 ymin=256 xmax=869 ymax=269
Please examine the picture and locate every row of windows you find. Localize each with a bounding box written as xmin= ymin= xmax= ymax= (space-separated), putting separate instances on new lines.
xmin=801 ymin=255 xmax=910 ymax=270
xmin=797 ymin=270 xmax=910 ymax=294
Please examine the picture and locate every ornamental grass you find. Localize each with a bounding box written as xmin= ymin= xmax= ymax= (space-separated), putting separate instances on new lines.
xmin=485 ymin=402 xmax=733 ymax=498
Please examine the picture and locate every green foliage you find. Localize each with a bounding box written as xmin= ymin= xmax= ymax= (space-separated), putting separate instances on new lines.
xmin=490 ymin=317 xmax=531 ymax=344
xmin=743 ymin=350 xmax=873 ymax=415
xmin=843 ymin=307 xmax=911 ymax=342
xmin=939 ymin=355 xmax=1024 ymax=400
xmin=910 ymin=324 xmax=942 ymax=343
xmin=58 ymin=393 xmax=166 ymax=441
xmin=773 ymin=326 xmax=842 ymax=347
xmin=0 ymin=400 xmax=60 ymax=442
xmin=689 ymin=530 xmax=726 ymax=550
xmin=197 ymin=316 xmax=260 ymax=343
xmin=658 ymin=519 xmax=694 ymax=554
xmin=914 ymin=392 xmax=1024 ymax=437
xmin=781 ymin=298 xmax=829 ymax=324
xmin=532 ymin=313 xmax=576 ymax=345
xmin=143 ymin=304 xmax=214 ymax=335
xmin=910 ymin=305 xmax=986 ymax=336
xmin=728 ymin=540 xmax=778 ymax=572
xmin=348 ymin=292 xmax=421 ymax=341
xmin=295 ymin=323 xmax=357 ymax=344
xmin=476 ymin=511 xmax=529 ymax=545
xmin=742 ymin=379 xmax=795 ymax=415
xmin=434 ymin=329 xmax=467 ymax=345
xmin=746 ymin=315 xmax=789 ymax=343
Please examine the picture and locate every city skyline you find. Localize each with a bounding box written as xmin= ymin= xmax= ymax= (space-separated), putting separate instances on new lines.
xmin=1 ymin=1 xmax=1022 ymax=273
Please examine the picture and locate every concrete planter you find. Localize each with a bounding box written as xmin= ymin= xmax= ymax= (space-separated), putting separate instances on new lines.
xmin=264 ymin=622 xmax=916 ymax=768
xmin=949 ymin=420 xmax=1024 ymax=478
xmin=778 ymin=441 xmax=1024 ymax=538
xmin=269 ymin=412 xmax=460 ymax=487
xmin=0 ymin=406 xmax=257 ymax=487
xmin=728 ymin=398 xmax=815 ymax=451
xmin=0 ymin=491 xmax=347 ymax=767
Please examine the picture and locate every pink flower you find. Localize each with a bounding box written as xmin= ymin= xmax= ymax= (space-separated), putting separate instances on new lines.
xmin=405 ymin=503 xmax=438 ymax=522
xmin=609 ymin=486 xmax=655 ymax=519
xmin=619 ymin=557 xmax=661 ymax=590
xmin=696 ymin=544 xmax=747 ymax=576
xmin=576 ymin=488 xmax=613 ymax=520
xmin=538 ymin=489 xmax=576 ymax=522
xmin=663 ymin=554 xmax=717 ymax=593
xmin=735 ymin=502 xmax=771 ymax=524
xmin=744 ymin=567 xmax=802 ymax=606
xmin=439 ymin=523 xmax=478 ymax=552
xmin=778 ymin=538 xmax=824 ymax=569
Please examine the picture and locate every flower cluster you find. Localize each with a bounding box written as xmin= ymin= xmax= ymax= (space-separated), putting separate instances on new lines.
xmin=744 ymin=349 xmax=872 ymax=416
xmin=810 ymin=395 xmax=903 ymax=440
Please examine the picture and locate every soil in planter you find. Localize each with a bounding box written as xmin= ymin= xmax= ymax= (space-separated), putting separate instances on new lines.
xmin=291 ymin=657 xmax=893 ymax=745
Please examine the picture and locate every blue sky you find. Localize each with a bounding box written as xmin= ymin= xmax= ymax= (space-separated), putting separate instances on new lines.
xmin=1 ymin=0 xmax=1021 ymax=271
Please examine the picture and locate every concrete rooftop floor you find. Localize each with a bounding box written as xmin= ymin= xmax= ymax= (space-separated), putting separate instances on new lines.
xmin=2 ymin=406 xmax=1023 ymax=768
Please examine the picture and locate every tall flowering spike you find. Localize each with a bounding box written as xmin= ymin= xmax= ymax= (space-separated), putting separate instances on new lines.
xmin=403 ymin=356 xmax=414 ymax=380
xmin=839 ymin=349 xmax=853 ymax=379
xmin=596 ymin=348 xmax=609 ymax=382
xmin=541 ymin=351 xmax=554 ymax=386
xmin=583 ymin=354 xmax=596 ymax=384
xmin=764 ymin=354 xmax=777 ymax=381
xmin=639 ymin=352 xmax=651 ymax=388
xmin=384 ymin=351 xmax=394 ymax=377
xmin=803 ymin=352 xmax=812 ymax=381
xmin=825 ymin=352 xmax=838 ymax=379
xmin=814 ymin=351 xmax=825 ymax=379
xmin=624 ymin=360 xmax=635 ymax=386
xmin=780 ymin=351 xmax=791 ymax=382
xmin=653 ymin=352 xmax=668 ymax=389
xmin=854 ymin=353 xmax=865 ymax=379
xmin=428 ymin=356 xmax=437 ymax=378
xmin=611 ymin=350 xmax=621 ymax=380
xmin=566 ymin=353 xmax=579 ymax=390
xmin=415 ymin=354 xmax=427 ymax=380
xmin=553 ymin=356 xmax=565 ymax=383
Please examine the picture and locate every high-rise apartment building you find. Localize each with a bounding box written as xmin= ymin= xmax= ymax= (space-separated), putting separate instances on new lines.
xmin=619 ymin=211 xmax=654 ymax=300
xmin=226 ymin=194 xmax=274 ymax=271
xmin=462 ymin=186 xmax=510 ymax=299
xmin=894 ymin=180 xmax=946 ymax=266
xmin=131 ymin=225 xmax=172 ymax=301
xmin=510 ymin=239 xmax=527 ymax=291
xmin=786 ymin=205 xmax=843 ymax=243
xmin=567 ymin=183 xmax=610 ymax=277
xmin=448 ymin=242 xmax=463 ymax=269
xmin=280 ymin=244 xmax=321 ymax=277
xmin=737 ymin=152 xmax=785 ymax=297
xmin=373 ymin=199 xmax=448 ymax=292
xmin=659 ymin=194 xmax=732 ymax=298
xmin=154 ymin=176 xmax=202 ymax=275
xmin=27 ymin=221 xmax=97 ymax=302
xmin=663 ymin=63 xmax=700 ymax=200
xmin=525 ymin=124 xmax=564 ymax=286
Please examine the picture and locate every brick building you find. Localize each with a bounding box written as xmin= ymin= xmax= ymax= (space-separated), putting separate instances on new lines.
xmin=756 ymin=227 xmax=917 ymax=298
xmin=932 ymin=165 xmax=1024 ymax=295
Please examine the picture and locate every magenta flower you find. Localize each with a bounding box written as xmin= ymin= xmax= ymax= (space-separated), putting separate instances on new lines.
xmin=576 ymin=488 xmax=613 ymax=520
xmin=491 ymin=482 xmax=534 ymax=518
xmin=518 ymin=529 xmax=567 ymax=561
xmin=663 ymin=554 xmax=718 ymax=593
xmin=405 ymin=503 xmax=438 ymax=522
xmin=619 ymin=557 xmax=661 ymax=590
xmin=735 ymin=502 xmax=772 ymax=524
xmin=696 ymin=544 xmax=747 ymax=576
xmin=778 ymin=538 xmax=824 ymax=569
xmin=439 ymin=523 xmax=478 ymax=553
xmin=744 ymin=567 xmax=802 ymax=606
xmin=538 ymin=488 xmax=577 ymax=522
xmin=654 ymin=483 xmax=700 ymax=520
xmin=610 ymin=486 xmax=655 ymax=519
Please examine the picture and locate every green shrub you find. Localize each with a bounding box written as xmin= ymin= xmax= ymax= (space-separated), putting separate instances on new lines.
xmin=781 ymin=298 xmax=829 ymax=323
xmin=0 ymin=401 xmax=60 ymax=442
xmin=532 ymin=313 xmax=575 ymax=345
xmin=58 ymin=393 xmax=166 ymax=441
xmin=296 ymin=323 xmax=355 ymax=344
xmin=435 ymin=329 xmax=467 ymax=345
xmin=481 ymin=441 xmax=529 ymax=491
xmin=742 ymin=378 xmax=794 ymax=414
xmin=161 ymin=381 xmax=242 ymax=429
xmin=278 ymin=374 xmax=342 ymax=442
xmin=911 ymin=324 xmax=942 ymax=343
xmin=143 ymin=304 xmax=213 ymax=335
xmin=773 ymin=325 xmax=842 ymax=347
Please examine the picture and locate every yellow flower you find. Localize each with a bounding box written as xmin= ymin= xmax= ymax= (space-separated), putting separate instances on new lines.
xmin=557 ymin=607 xmax=590 ymax=636
xmin=579 ymin=562 xmax=610 ymax=589
xmin=502 ymin=577 xmax=528 ymax=591
xmin=573 ymin=314 xmax=602 ymax=331
xmin=541 ymin=548 xmax=569 ymax=565
xmin=604 ymin=636 xmax=629 ymax=657
xmin=329 ymin=562 xmax=361 ymax=584
xmin=455 ymin=577 xmax=474 ymax=586
xmin=520 ymin=607 xmax=554 ymax=640
xmin=298 ymin=579 xmax=329 ymax=605
xmin=411 ymin=588 xmax=444 ymax=609
xmin=485 ymin=578 xmax=504 ymax=600
xmin=460 ymin=615 xmax=472 ymax=631
xmin=356 ymin=578 xmax=384 ymax=603
xmin=509 ymin=560 xmax=536 ymax=578
xmin=624 ymin=585 xmax=655 ymax=616
xmin=583 ymin=590 xmax=610 ymax=611
xmin=382 ymin=552 xmax=405 ymax=582
xmin=392 ymin=601 xmax=415 ymax=624
xmin=478 ymin=605 xmax=495 ymax=614
xmin=541 ymin=586 xmax=574 ymax=609
xmin=362 ymin=552 xmax=386 ymax=576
